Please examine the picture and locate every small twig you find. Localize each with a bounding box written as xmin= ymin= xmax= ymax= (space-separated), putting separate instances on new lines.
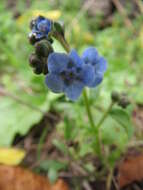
xmin=0 ymin=86 xmax=58 ymax=120
xmin=128 ymin=140 xmax=143 ymax=148
xmin=112 ymin=0 xmax=133 ymax=28
xmin=134 ymin=0 xmax=143 ymax=13
xmin=106 ymin=168 xmax=113 ymax=190
xmin=82 ymin=180 xmax=92 ymax=190
xmin=112 ymin=176 xmax=120 ymax=190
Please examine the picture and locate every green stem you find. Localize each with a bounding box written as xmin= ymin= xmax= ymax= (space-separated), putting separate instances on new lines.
xmin=53 ymin=33 xmax=70 ymax=53
xmin=83 ymin=89 xmax=95 ymax=129
xmin=96 ymin=101 xmax=114 ymax=130
xmin=83 ymin=89 xmax=102 ymax=157
xmin=37 ymin=125 xmax=49 ymax=161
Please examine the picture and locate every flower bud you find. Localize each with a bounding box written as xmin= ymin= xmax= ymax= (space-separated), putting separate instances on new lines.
xmin=29 ymin=53 xmax=42 ymax=68
xmin=35 ymin=40 xmax=53 ymax=57
xmin=28 ymin=32 xmax=39 ymax=45
xmin=53 ymin=21 xmax=65 ymax=37
xmin=118 ymin=97 xmax=130 ymax=109
xmin=111 ymin=91 xmax=120 ymax=102
xmin=43 ymin=64 xmax=48 ymax=75
xmin=33 ymin=66 xmax=43 ymax=75
xmin=30 ymin=19 xmax=36 ymax=30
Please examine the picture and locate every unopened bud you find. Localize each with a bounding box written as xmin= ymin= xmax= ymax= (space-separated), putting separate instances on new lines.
xmin=33 ymin=66 xmax=43 ymax=75
xmin=118 ymin=97 xmax=130 ymax=109
xmin=35 ymin=40 xmax=53 ymax=57
xmin=43 ymin=64 xmax=48 ymax=75
xmin=111 ymin=91 xmax=120 ymax=102
xmin=29 ymin=53 xmax=42 ymax=68
xmin=53 ymin=21 xmax=65 ymax=37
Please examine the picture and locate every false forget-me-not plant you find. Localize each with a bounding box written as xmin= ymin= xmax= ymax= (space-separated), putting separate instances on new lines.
xmin=28 ymin=15 xmax=110 ymax=159
xmin=45 ymin=48 xmax=107 ymax=101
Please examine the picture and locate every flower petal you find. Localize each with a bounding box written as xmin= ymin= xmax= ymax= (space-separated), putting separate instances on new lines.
xmin=64 ymin=81 xmax=84 ymax=101
xmin=45 ymin=73 xmax=64 ymax=93
xmin=95 ymin=57 xmax=107 ymax=73
xmin=69 ymin=49 xmax=83 ymax=67
xmin=37 ymin=19 xmax=51 ymax=34
xmin=82 ymin=47 xmax=99 ymax=65
xmin=48 ymin=53 xmax=69 ymax=73
xmin=79 ymin=64 xmax=95 ymax=86
xmin=89 ymin=73 xmax=103 ymax=87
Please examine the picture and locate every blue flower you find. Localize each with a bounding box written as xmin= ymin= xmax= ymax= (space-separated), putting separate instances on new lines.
xmin=82 ymin=47 xmax=107 ymax=87
xmin=29 ymin=16 xmax=52 ymax=40
xmin=45 ymin=50 xmax=95 ymax=101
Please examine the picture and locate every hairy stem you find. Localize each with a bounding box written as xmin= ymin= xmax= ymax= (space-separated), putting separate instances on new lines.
xmin=83 ymin=89 xmax=102 ymax=156
xmin=96 ymin=101 xmax=114 ymax=130
xmin=53 ymin=33 xmax=70 ymax=53
xmin=37 ymin=125 xmax=49 ymax=161
xmin=83 ymin=89 xmax=95 ymax=129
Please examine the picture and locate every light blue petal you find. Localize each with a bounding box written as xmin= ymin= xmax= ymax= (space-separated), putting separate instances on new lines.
xmin=64 ymin=81 xmax=84 ymax=101
xmin=95 ymin=57 xmax=107 ymax=73
xmin=48 ymin=53 xmax=69 ymax=73
xmin=69 ymin=49 xmax=83 ymax=67
xmin=80 ymin=64 xmax=95 ymax=86
xmin=45 ymin=73 xmax=64 ymax=93
xmin=82 ymin=47 xmax=99 ymax=64
xmin=89 ymin=73 xmax=103 ymax=87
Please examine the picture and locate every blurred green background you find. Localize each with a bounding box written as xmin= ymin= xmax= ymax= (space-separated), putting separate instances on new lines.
xmin=0 ymin=0 xmax=142 ymax=159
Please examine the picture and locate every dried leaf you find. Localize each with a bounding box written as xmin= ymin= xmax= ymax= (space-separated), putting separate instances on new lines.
xmin=118 ymin=152 xmax=143 ymax=188
xmin=0 ymin=148 xmax=25 ymax=166
xmin=52 ymin=179 xmax=69 ymax=190
xmin=132 ymin=106 xmax=143 ymax=131
xmin=0 ymin=165 xmax=69 ymax=190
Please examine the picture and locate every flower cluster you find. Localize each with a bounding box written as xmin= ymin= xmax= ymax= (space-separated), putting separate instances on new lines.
xmin=45 ymin=48 xmax=107 ymax=101
xmin=28 ymin=16 xmax=107 ymax=101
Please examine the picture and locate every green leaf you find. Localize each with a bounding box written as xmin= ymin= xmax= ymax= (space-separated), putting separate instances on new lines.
xmin=101 ymin=116 xmax=129 ymax=149
xmin=48 ymin=168 xmax=58 ymax=183
xmin=52 ymin=139 xmax=68 ymax=155
xmin=39 ymin=159 xmax=67 ymax=183
xmin=110 ymin=108 xmax=134 ymax=139
xmin=39 ymin=159 xmax=67 ymax=171
xmin=0 ymin=96 xmax=44 ymax=146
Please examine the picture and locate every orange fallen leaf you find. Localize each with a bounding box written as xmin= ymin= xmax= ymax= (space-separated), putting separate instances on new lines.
xmin=0 ymin=165 xmax=69 ymax=190
xmin=118 ymin=152 xmax=143 ymax=188
xmin=52 ymin=179 xmax=69 ymax=190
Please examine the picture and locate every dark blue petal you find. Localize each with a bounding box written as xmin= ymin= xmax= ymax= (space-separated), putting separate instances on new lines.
xmin=64 ymin=81 xmax=84 ymax=101
xmin=69 ymin=49 xmax=83 ymax=67
xmin=37 ymin=19 xmax=51 ymax=34
xmin=79 ymin=64 xmax=95 ymax=86
xmin=48 ymin=53 xmax=70 ymax=73
xmin=45 ymin=73 xmax=64 ymax=93
xmin=95 ymin=57 xmax=107 ymax=73
xmin=82 ymin=47 xmax=99 ymax=65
